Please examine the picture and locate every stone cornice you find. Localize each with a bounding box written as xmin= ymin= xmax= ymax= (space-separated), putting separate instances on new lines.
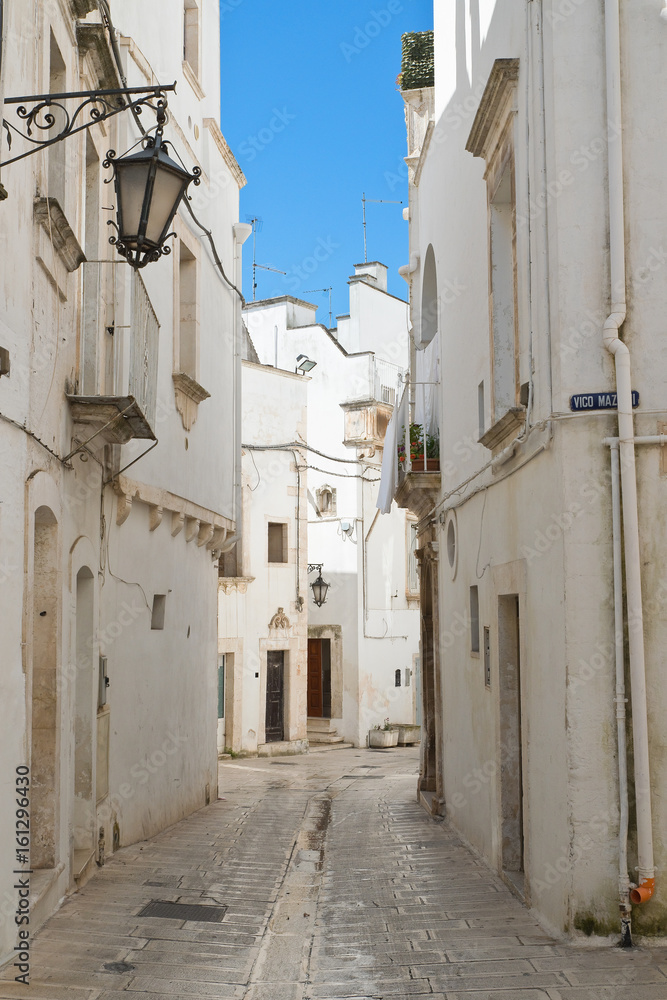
xmin=172 ymin=372 xmax=211 ymax=431
xmin=76 ymin=23 xmax=123 ymax=90
xmin=219 ymin=577 xmax=255 ymax=594
xmin=203 ymin=118 xmax=247 ymax=190
xmin=466 ymin=58 xmax=519 ymax=161
xmin=112 ymin=474 xmax=233 ymax=551
xmin=70 ymin=0 xmax=97 ymax=17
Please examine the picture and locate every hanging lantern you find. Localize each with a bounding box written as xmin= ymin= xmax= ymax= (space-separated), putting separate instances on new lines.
xmin=311 ymin=569 xmax=330 ymax=608
xmin=105 ymin=131 xmax=200 ymax=269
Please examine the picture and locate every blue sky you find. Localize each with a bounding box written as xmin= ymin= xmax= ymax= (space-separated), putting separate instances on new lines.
xmin=219 ymin=0 xmax=433 ymax=326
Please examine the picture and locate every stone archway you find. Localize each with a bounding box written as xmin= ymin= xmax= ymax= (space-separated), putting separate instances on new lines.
xmin=73 ymin=566 xmax=95 ymax=875
xmin=31 ymin=506 xmax=59 ymax=870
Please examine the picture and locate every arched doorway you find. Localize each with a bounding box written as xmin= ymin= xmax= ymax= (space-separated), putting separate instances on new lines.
xmin=73 ymin=566 xmax=95 ymax=875
xmin=31 ymin=506 xmax=59 ymax=870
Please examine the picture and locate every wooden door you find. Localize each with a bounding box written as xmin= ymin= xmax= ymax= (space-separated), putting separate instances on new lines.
xmin=265 ymin=651 xmax=285 ymax=742
xmin=307 ymin=639 xmax=323 ymax=717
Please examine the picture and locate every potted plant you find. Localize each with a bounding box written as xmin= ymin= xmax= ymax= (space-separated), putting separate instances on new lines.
xmin=397 ymin=423 xmax=440 ymax=471
xmin=368 ymin=719 xmax=399 ymax=748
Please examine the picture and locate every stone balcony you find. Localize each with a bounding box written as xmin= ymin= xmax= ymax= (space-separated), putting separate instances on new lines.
xmin=395 ymin=463 xmax=441 ymax=521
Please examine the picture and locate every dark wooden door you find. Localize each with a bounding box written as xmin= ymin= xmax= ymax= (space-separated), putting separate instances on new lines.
xmin=308 ymin=639 xmax=323 ymax=717
xmin=265 ymin=651 xmax=285 ymax=742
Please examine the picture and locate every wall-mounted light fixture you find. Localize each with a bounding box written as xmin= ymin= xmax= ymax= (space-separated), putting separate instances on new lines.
xmin=307 ymin=563 xmax=330 ymax=607
xmin=296 ymin=354 xmax=317 ymax=375
xmin=1 ymin=84 xmax=199 ymax=269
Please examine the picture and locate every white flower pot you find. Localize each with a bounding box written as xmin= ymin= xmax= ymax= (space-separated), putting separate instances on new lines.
xmin=368 ymin=729 xmax=399 ymax=748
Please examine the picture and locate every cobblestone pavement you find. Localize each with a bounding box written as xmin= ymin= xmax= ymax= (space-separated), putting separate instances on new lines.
xmin=2 ymin=746 xmax=666 ymax=999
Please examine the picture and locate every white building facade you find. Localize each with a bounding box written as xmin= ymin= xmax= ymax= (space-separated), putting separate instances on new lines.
xmin=0 ymin=0 xmax=246 ymax=960
xmin=218 ymin=356 xmax=309 ymax=756
xmin=244 ymin=263 xmax=420 ymax=749
xmin=390 ymin=4 xmax=667 ymax=941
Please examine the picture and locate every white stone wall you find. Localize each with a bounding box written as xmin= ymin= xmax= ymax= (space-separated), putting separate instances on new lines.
xmin=0 ymin=0 xmax=244 ymax=963
xmin=244 ymin=269 xmax=420 ymax=747
xmin=218 ymin=363 xmax=308 ymax=755
xmin=406 ymin=0 xmax=667 ymax=936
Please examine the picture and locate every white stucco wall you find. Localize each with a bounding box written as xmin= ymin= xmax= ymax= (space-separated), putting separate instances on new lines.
xmin=405 ymin=0 xmax=667 ymax=937
xmin=0 ymin=0 xmax=244 ymax=965
xmin=244 ymin=267 xmax=420 ymax=747
xmin=218 ymin=363 xmax=308 ymax=755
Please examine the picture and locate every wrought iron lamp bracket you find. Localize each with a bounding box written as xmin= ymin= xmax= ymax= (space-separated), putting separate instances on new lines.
xmin=1 ymin=83 xmax=177 ymax=168
xmin=307 ymin=563 xmax=323 ymax=574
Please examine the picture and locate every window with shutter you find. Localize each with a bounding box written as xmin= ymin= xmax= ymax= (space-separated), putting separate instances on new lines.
xmin=130 ymin=272 xmax=160 ymax=428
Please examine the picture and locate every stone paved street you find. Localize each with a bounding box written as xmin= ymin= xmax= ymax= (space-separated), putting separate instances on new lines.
xmin=2 ymin=746 xmax=666 ymax=1000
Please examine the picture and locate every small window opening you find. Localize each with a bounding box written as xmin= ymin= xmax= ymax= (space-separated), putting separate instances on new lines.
xmin=151 ymin=595 xmax=167 ymax=630
xmin=219 ymin=543 xmax=239 ymax=578
xmin=316 ymin=485 xmax=336 ymax=516
xmin=179 ymin=242 xmax=198 ymax=379
xmin=184 ymin=0 xmax=200 ymax=77
xmin=268 ymin=522 xmax=287 ymax=563
xmin=395 ymin=669 xmax=402 ymax=688
xmin=470 ymin=586 xmax=480 ymax=653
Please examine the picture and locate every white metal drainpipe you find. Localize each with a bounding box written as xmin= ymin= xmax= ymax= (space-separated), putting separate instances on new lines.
xmin=603 ymin=0 xmax=655 ymax=917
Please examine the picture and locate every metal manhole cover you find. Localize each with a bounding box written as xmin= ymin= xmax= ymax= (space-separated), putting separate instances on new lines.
xmin=342 ymin=774 xmax=384 ymax=779
xmin=272 ymin=760 xmax=296 ymax=765
xmin=103 ymin=962 xmax=135 ymax=974
xmin=138 ymin=900 xmax=227 ymax=922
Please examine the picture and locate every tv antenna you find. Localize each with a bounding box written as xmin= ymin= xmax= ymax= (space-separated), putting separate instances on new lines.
xmin=246 ymin=216 xmax=286 ymax=300
xmin=362 ymin=193 xmax=403 ymax=263
xmin=304 ymin=286 xmax=333 ymax=330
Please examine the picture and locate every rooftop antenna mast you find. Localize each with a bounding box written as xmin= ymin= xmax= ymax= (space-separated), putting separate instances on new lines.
xmin=362 ymin=192 xmax=403 ymax=263
xmin=304 ymin=286 xmax=333 ymax=330
xmin=247 ymin=215 xmax=286 ymax=299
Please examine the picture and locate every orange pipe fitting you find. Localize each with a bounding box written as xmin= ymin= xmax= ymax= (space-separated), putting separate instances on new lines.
xmin=630 ymin=877 xmax=655 ymax=905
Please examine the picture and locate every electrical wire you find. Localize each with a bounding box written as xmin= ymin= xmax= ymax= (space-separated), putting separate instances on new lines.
xmin=0 ymin=409 xmax=71 ymax=466
xmin=248 ymin=448 xmax=261 ymax=490
xmin=243 ymin=441 xmax=361 ymax=465
xmin=183 ymin=198 xmax=245 ymax=303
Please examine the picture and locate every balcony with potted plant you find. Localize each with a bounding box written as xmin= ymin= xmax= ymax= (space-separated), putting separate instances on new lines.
xmin=395 ymin=422 xmax=441 ymax=519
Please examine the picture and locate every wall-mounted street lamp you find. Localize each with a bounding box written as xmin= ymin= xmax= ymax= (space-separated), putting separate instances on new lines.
xmin=104 ymin=111 xmax=200 ymax=269
xmin=296 ymin=354 xmax=317 ymax=375
xmin=307 ymin=563 xmax=330 ymax=607
xmin=1 ymin=84 xmax=199 ymax=269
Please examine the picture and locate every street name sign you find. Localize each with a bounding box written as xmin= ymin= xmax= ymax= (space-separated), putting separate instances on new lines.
xmin=570 ymin=391 xmax=639 ymax=412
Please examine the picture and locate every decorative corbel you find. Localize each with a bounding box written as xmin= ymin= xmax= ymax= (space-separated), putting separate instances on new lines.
xmin=115 ymin=490 xmax=133 ymax=526
xmin=185 ymin=517 xmax=200 ymax=543
xmin=197 ymin=522 xmax=215 ymax=548
xmin=148 ymin=505 xmax=163 ymax=532
xmin=208 ymin=526 xmax=228 ymax=551
xmin=171 ymin=511 xmax=185 ymax=537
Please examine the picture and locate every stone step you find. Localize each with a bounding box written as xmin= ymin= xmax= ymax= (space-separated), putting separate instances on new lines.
xmin=307 ymin=732 xmax=345 ymax=744
xmin=307 ymin=717 xmax=335 ymax=732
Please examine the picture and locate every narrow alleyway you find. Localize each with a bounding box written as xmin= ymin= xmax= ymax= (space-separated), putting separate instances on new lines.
xmin=2 ymin=747 xmax=666 ymax=1000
